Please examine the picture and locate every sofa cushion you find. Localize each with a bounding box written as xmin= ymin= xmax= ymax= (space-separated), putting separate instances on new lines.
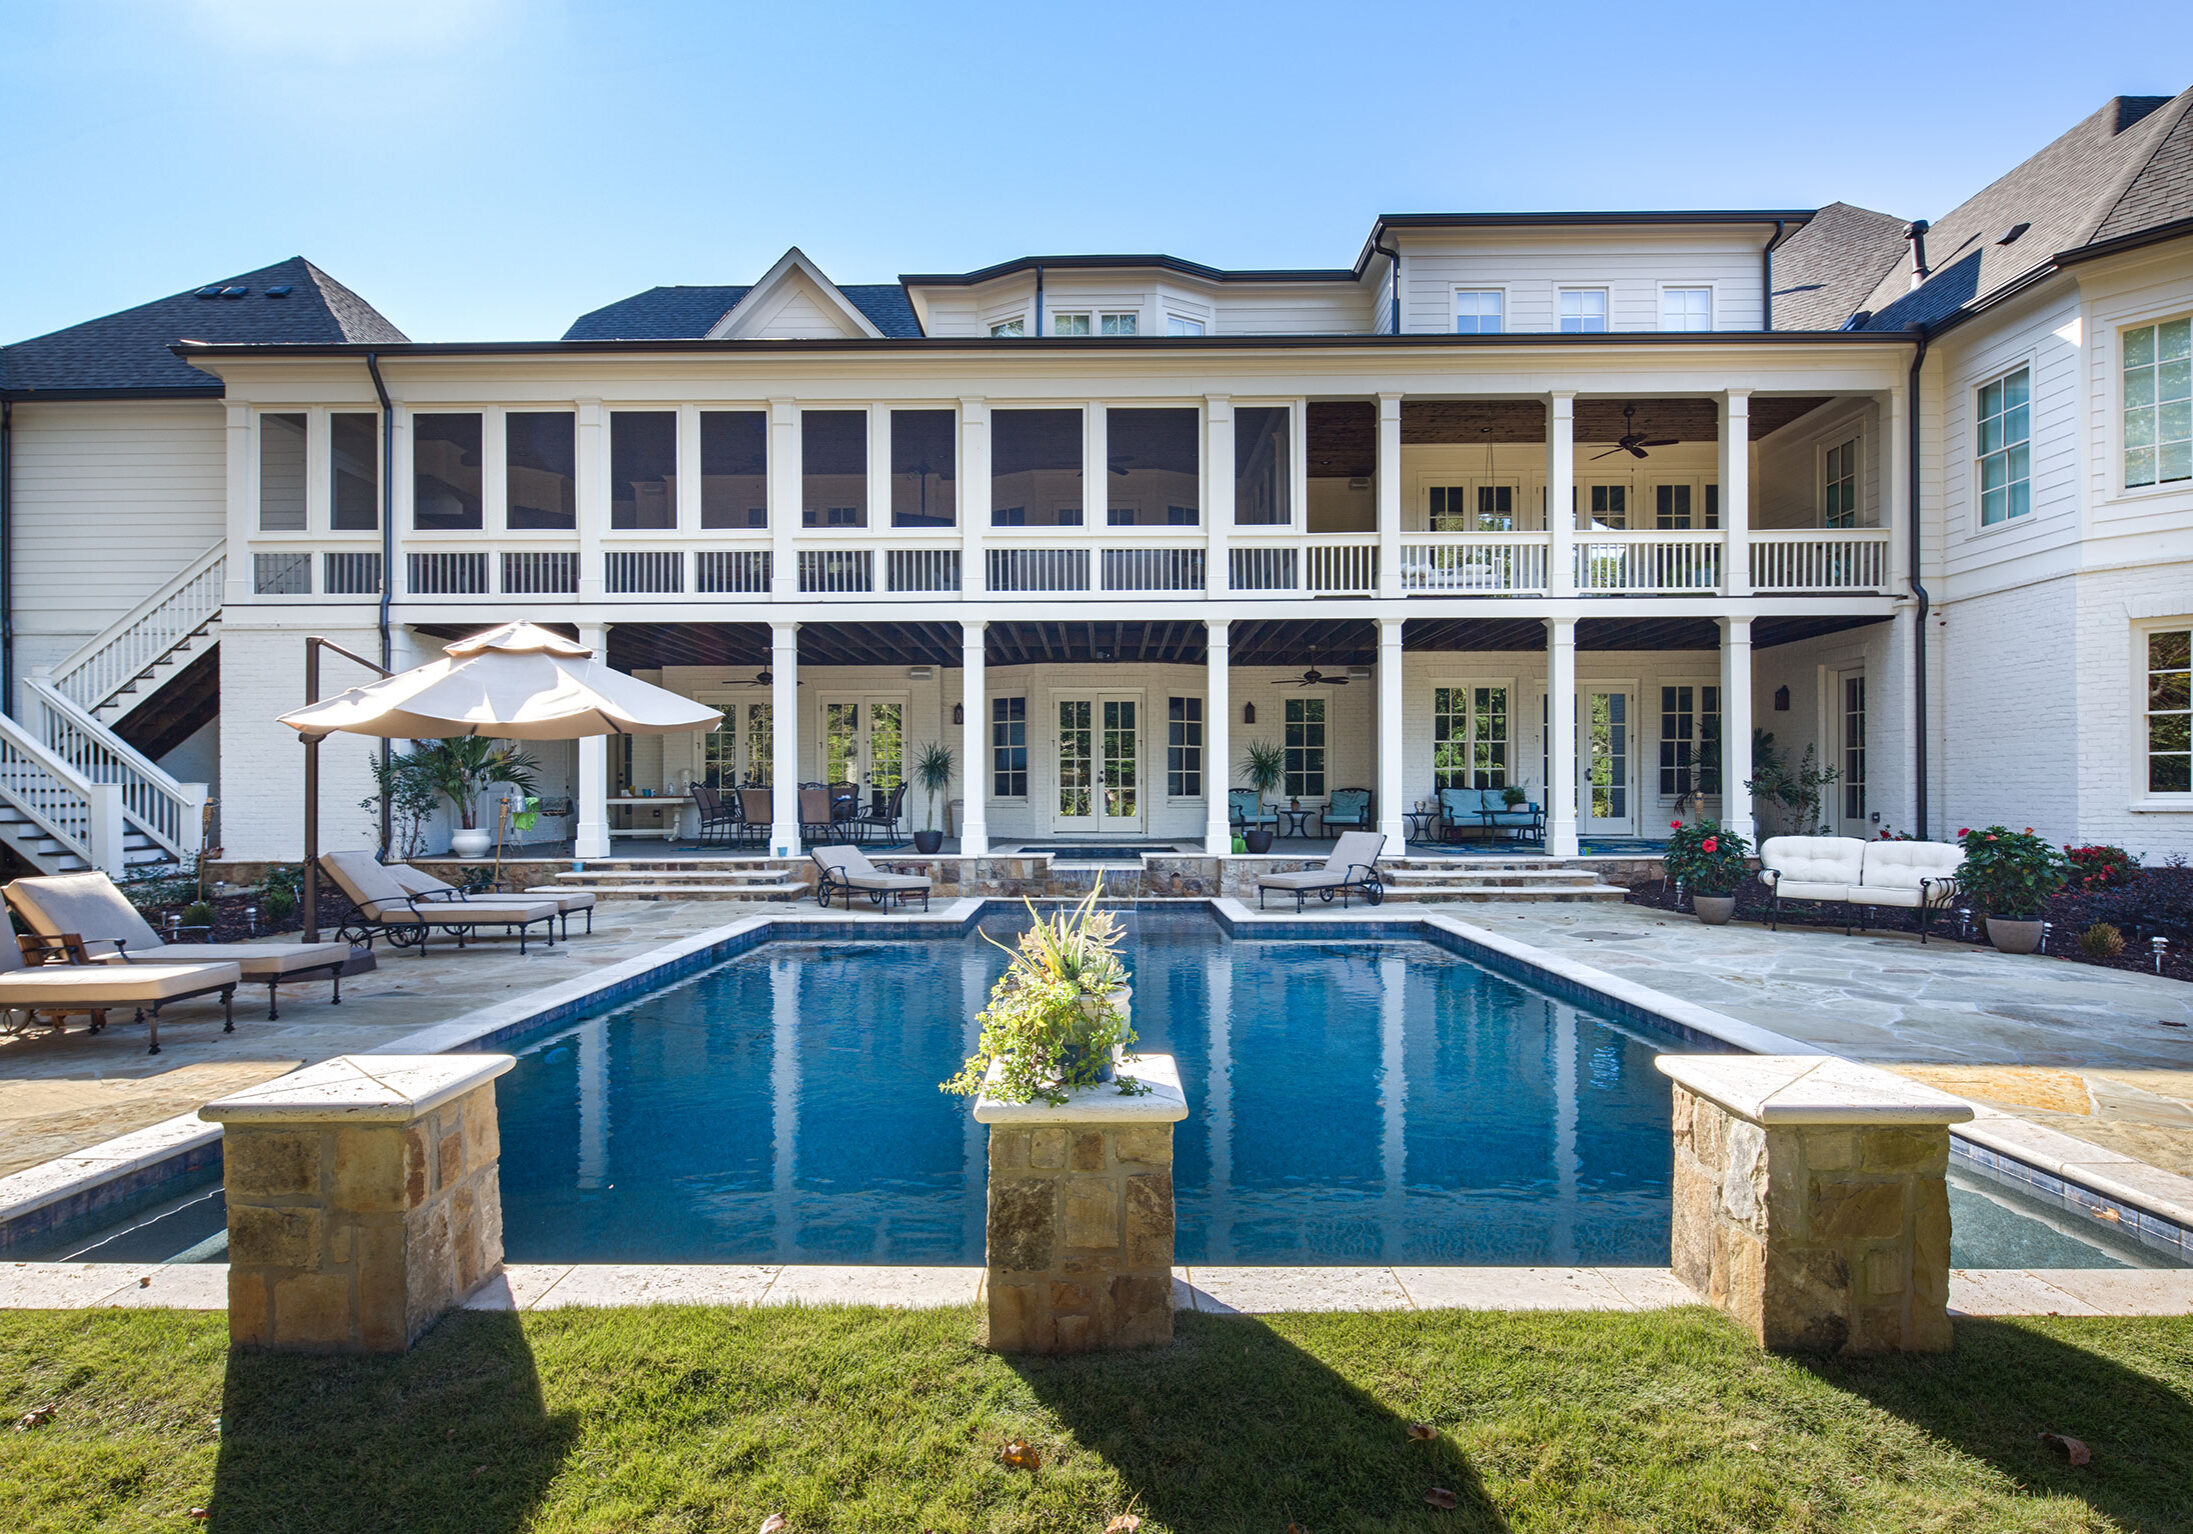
xmin=1758 ymin=836 xmax=1867 ymax=889
xmin=1769 ymin=879 xmax=1856 ymax=903
xmin=1855 ymin=839 xmax=1964 ymax=894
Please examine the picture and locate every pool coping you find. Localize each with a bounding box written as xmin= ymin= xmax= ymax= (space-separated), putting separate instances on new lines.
xmin=5 ymin=897 xmax=2191 ymax=1268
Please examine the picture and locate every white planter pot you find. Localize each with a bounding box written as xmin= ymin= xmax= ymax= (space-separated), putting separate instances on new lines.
xmin=449 ymin=827 xmax=493 ymax=858
xmin=1986 ymin=916 xmax=2045 ymax=955
xmin=1692 ymin=895 xmax=1737 ymax=926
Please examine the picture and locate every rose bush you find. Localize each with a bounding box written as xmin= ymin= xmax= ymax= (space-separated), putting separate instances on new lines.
xmin=1955 ymin=825 xmax=2069 ymax=919
xmin=1662 ymin=819 xmax=1752 ymax=897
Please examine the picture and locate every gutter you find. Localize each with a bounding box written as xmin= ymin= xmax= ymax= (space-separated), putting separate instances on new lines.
xmin=1762 ymin=220 xmax=1786 ymax=330
xmin=1370 ymin=236 xmax=1402 ymax=335
xmin=1033 ymin=264 xmax=1043 ymax=338
xmin=365 ymin=352 xmax=396 ymax=854
xmin=1906 ymin=327 xmax=1930 ymax=838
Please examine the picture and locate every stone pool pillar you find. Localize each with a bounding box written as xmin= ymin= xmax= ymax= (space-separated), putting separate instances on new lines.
xmin=1656 ymin=1055 xmax=1973 ymax=1355
xmin=200 ymin=1053 xmax=514 ymax=1354
xmin=975 ymin=1054 xmax=1189 ymax=1353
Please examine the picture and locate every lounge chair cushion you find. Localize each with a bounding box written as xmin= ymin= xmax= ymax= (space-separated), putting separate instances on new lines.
xmin=811 ymin=845 xmax=929 ymax=892
xmin=0 ymin=956 xmax=241 ymax=1004
xmin=389 ymin=863 xmax=596 ymax=915
xmin=123 ymin=941 xmax=349 ymax=979
xmin=323 ymin=852 xmax=557 ymax=925
xmin=5 ymin=872 xmax=164 ymax=953
xmin=1257 ymin=831 xmax=1386 ymax=891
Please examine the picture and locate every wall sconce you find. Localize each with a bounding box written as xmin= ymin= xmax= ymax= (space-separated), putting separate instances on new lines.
xmin=1243 ymin=702 xmax=1256 ymax=724
xmin=1773 ymin=686 xmax=1791 ymax=712
xmin=952 ymin=703 xmax=964 ymax=725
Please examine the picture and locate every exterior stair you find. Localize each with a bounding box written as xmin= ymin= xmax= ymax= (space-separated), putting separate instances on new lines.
xmin=535 ymin=860 xmax=810 ymax=901
xmin=1376 ymin=857 xmax=1631 ymax=903
xmin=47 ymin=542 xmax=226 ymax=726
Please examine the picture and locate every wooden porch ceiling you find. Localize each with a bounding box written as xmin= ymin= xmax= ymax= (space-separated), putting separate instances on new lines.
xmin=1306 ymin=397 xmax=1834 ymax=476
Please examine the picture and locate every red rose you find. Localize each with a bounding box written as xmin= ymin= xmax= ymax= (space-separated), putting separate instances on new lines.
xmin=1671 ymin=820 xmax=1683 ymax=830
xmin=2024 ymin=827 xmax=2033 ymax=835
xmin=1986 ymin=834 xmax=1998 ymax=841
xmin=1701 ymin=837 xmax=1718 ymax=853
xmin=1958 ymin=828 xmax=1970 ymax=837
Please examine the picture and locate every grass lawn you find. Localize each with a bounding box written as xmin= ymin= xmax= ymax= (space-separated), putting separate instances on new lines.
xmin=2 ymin=1303 xmax=2189 ymax=1533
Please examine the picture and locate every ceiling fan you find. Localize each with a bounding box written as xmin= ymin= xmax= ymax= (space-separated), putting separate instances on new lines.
xmin=1286 ymin=650 xmax=1348 ymax=687
xmin=739 ymin=669 xmax=803 ymax=687
xmin=1590 ymin=404 xmax=1680 ymax=461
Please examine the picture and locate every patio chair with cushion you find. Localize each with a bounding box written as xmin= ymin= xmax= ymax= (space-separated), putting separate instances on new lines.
xmin=1321 ymin=787 xmax=1374 ymax=833
xmin=691 ymin=784 xmax=738 ymax=846
xmin=1228 ymin=789 xmax=1277 ymax=831
xmin=318 ymin=850 xmax=559 ymax=955
xmin=0 ymin=932 xmax=241 ymax=1055
xmin=736 ymin=788 xmax=772 ymax=847
xmin=810 ymin=845 xmax=932 ymax=912
xmin=853 ymin=782 xmax=908 ymax=847
xmin=1255 ymin=830 xmax=1388 ymax=913
xmin=5 ymin=872 xmax=352 ymax=1021
xmin=384 ymin=861 xmax=595 ymax=938
xmin=799 ymin=786 xmax=840 ymax=845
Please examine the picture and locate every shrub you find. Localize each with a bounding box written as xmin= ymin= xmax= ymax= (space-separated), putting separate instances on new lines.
xmin=2065 ymin=844 xmax=2141 ymax=892
xmin=180 ymin=900 xmax=216 ymax=928
xmin=1954 ymin=825 xmax=2069 ymax=919
xmin=2079 ymin=922 xmax=2127 ymax=959
xmin=262 ymin=889 xmax=298 ymax=922
xmin=1662 ymin=819 xmax=1752 ymax=897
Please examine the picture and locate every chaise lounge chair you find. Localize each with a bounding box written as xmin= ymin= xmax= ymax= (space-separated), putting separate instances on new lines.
xmin=1255 ymin=830 xmax=1388 ymax=913
xmin=383 ymin=861 xmax=596 ymax=938
xmin=5 ymin=872 xmax=352 ymax=1021
xmin=319 ymin=850 xmax=560 ymax=954
xmin=0 ymin=933 xmax=240 ymax=1055
xmin=810 ymin=845 xmax=932 ymax=912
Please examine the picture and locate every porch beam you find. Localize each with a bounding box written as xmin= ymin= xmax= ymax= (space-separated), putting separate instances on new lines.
xmin=1377 ymin=617 xmax=1406 ymax=853
xmin=1205 ymin=620 xmax=1231 ymax=855
xmin=1545 ymin=617 xmax=1579 ymax=857
xmin=1719 ymin=616 xmax=1755 ymax=845
xmin=770 ymin=621 xmax=800 ymax=854
xmin=961 ymin=620 xmax=988 ymax=855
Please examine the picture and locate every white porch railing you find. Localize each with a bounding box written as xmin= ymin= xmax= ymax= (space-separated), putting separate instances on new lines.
xmin=23 ymin=678 xmax=205 ymax=862
xmin=50 ymin=542 xmax=225 ymax=713
xmin=0 ymin=709 xmax=127 ymax=872
xmin=1573 ymin=531 xmax=1724 ymax=593
xmin=1751 ymin=529 xmax=1892 ymax=593
xmin=1399 ymin=533 xmax=1549 ymax=594
xmin=1305 ymin=539 xmax=1379 ymax=596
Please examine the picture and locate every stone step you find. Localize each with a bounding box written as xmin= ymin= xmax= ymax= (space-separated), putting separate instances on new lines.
xmin=550 ymin=867 xmax=803 ymax=884
xmin=1382 ymin=883 xmax=1630 ymax=903
xmin=1383 ymin=865 xmax=1605 ymax=884
xmin=528 ymin=881 xmax=807 ymax=902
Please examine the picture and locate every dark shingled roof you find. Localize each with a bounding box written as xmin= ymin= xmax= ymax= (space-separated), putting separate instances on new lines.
xmin=0 ymin=256 xmax=405 ymax=397
xmin=1860 ymin=90 xmax=2193 ymax=332
xmin=563 ymin=281 xmax=922 ymax=340
xmin=2093 ymin=92 xmax=2193 ymax=243
xmin=1769 ymin=203 xmax=1909 ymax=331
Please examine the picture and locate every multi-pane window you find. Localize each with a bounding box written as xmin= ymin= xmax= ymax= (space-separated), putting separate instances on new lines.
xmin=258 ymin=413 xmax=307 ymax=530
xmin=1432 ymin=686 xmax=1508 ymax=789
xmin=1454 ymin=290 xmax=1505 ymax=334
xmin=1655 ymin=484 xmax=1695 ymax=529
xmin=1587 ymin=483 xmax=1627 ymax=528
xmin=1559 ymin=289 xmax=1608 ymax=333
xmin=703 ymin=706 xmax=738 ymax=788
xmin=989 ymin=317 xmax=1026 ymax=338
xmin=330 ymin=413 xmax=379 ymax=530
xmin=1658 ymin=685 xmax=1722 ymax=799
xmin=1427 ymin=485 xmax=1513 ymax=532
xmin=1283 ymin=696 xmax=1326 ymax=799
xmin=1052 ymin=313 xmax=1092 ymax=336
xmin=1167 ymin=696 xmax=1203 ymax=797
xmin=745 ymin=704 xmax=773 ymax=787
xmin=1842 ymin=676 xmax=1867 ymax=820
xmin=1100 ymin=313 xmax=1138 ymax=336
xmin=1824 ymin=439 xmax=1858 ymax=527
xmin=1976 ymin=367 xmax=2031 ymax=526
xmin=1165 ymin=315 xmax=1205 ymax=337
xmin=2124 ymin=317 xmax=2192 ymax=488
xmin=992 ymin=696 xmax=1028 ymax=797
xmin=1661 ymin=287 xmax=1712 ymax=330
xmin=2148 ymin=629 xmax=2191 ymax=794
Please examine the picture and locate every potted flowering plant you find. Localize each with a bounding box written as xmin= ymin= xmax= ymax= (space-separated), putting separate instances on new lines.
xmin=1662 ymin=818 xmax=1751 ymax=924
xmin=942 ymin=881 xmax=1145 ymax=1106
xmin=1955 ymin=825 xmax=2068 ymax=954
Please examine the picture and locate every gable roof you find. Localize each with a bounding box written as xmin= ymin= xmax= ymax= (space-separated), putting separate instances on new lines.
xmin=0 ymin=256 xmax=405 ymax=398
xmin=563 ymin=271 xmax=923 ymax=341
xmin=1859 ymin=90 xmax=2193 ymax=332
xmin=1767 ymin=202 xmax=1909 ymax=331
xmin=706 ymin=248 xmax=886 ymax=340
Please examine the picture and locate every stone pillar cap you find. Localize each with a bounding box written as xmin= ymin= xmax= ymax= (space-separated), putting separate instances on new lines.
xmin=974 ymin=1053 xmax=1188 ymax=1125
xmin=1656 ymin=1053 xmax=1974 ymax=1127
xmin=200 ymin=1053 xmax=515 ymax=1127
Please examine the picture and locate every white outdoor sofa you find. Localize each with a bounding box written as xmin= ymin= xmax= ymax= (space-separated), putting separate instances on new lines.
xmin=1757 ymin=836 xmax=1964 ymax=941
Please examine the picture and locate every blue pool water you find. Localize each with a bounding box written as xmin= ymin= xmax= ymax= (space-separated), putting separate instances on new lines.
xmin=494 ymin=911 xmax=1685 ymax=1266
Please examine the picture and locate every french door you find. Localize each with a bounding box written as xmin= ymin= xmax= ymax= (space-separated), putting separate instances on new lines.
xmin=1052 ymin=693 xmax=1143 ymax=835
xmin=1578 ymin=689 xmax=1636 ymax=835
xmin=819 ymin=698 xmax=905 ymax=795
xmin=1834 ymin=671 xmax=1868 ymax=837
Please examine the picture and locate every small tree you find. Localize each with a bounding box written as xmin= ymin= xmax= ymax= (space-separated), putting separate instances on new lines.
xmin=360 ymin=749 xmax=442 ymax=861
xmin=1239 ymin=739 xmax=1285 ymax=801
xmin=411 ymin=738 xmax=542 ymax=833
xmin=914 ymin=741 xmax=955 ymax=832
xmin=1745 ymin=730 xmax=1840 ymax=837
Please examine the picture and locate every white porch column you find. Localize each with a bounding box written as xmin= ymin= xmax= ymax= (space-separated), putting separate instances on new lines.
xmin=770 ymin=622 xmax=800 ymax=854
xmin=960 ymin=620 xmax=988 ymax=856
xmin=221 ymin=403 xmax=253 ymax=607
xmin=1885 ymin=380 xmax=1911 ymax=591
xmin=1545 ymin=617 xmax=1578 ymax=857
xmin=1204 ymin=395 xmax=1233 ymax=598
xmin=574 ymin=622 xmax=611 ymax=858
xmin=1718 ymin=616 xmax=1756 ymax=844
xmin=959 ymin=397 xmax=989 ymax=595
xmin=1546 ymin=392 xmax=1576 ymax=598
xmin=768 ymin=398 xmax=798 ymax=598
xmin=1376 ymin=617 xmax=1406 ymax=853
xmin=1376 ymin=393 xmax=1403 ymax=598
xmin=1204 ymin=620 xmax=1231 ymax=854
xmin=576 ymin=401 xmax=606 ymax=603
xmin=1720 ymin=389 xmax=1752 ymax=597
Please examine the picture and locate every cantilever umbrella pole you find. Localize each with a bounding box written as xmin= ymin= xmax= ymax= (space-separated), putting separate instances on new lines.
xmin=300 ymin=636 xmax=392 ymax=943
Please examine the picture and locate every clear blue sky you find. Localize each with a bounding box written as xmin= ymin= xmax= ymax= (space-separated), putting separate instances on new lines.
xmin=5 ymin=0 xmax=2189 ymax=344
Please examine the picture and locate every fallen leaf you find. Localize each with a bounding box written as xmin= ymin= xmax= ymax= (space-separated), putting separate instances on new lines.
xmin=1103 ymin=1517 xmax=1141 ymax=1533
xmin=759 ymin=1516 xmax=789 ymax=1534
xmin=139 ymin=1275 xmax=152 ymax=1288
xmin=1000 ymin=1437 xmax=1041 ymax=1470
xmin=2091 ymin=1207 xmax=2122 ymax=1223
xmin=1424 ymin=1487 xmax=1458 ymax=1510
xmin=1407 ymin=1422 xmax=1437 ymax=1441
xmin=187 ymin=1511 xmax=209 ymax=1522
xmin=1287 ymin=1523 xmax=1307 ymax=1534
xmin=15 ymin=1403 xmax=56 ymax=1431
xmin=2040 ymin=1432 xmax=2093 ymax=1466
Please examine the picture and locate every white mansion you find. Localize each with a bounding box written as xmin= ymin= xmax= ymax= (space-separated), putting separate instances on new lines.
xmin=1 ymin=89 xmax=2189 ymax=874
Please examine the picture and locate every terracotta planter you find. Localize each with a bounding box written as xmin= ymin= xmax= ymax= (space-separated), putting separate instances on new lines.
xmin=1243 ymin=829 xmax=1275 ymax=854
xmin=1986 ymin=915 xmax=2045 ymax=955
xmin=449 ymin=827 xmax=492 ymax=858
xmin=913 ymin=829 xmax=944 ymax=854
xmin=1693 ymin=894 xmax=1737 ymax=926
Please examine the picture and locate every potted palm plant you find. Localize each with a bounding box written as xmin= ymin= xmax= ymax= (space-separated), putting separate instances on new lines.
xmin=1238 ymin=739 xmax=1285 ymax=853
xmin=1663 ymin=819 xmax=1751 ymax=924
xmin=913 ymin=741 xmax=954 ymax=855
xmin=1955 ymin=826 xmax=2066 ymax=954
xmin=942 ymin=881 xmax=1145 ymax=1105
xmin=413 ymin=738 xmax=541 ymax=858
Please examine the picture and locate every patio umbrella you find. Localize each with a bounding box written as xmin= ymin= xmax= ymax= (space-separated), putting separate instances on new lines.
xmin=277 ymin=623 xmax=719 ymax=937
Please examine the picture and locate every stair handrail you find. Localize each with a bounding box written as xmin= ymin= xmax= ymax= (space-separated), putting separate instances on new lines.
xmin=0 ymin=708 xmax=106 ymax=869
xmin=49 ymin=541 xmax=227 ymax=713
xmin=23 ymin=676 xmax=206 ymax=862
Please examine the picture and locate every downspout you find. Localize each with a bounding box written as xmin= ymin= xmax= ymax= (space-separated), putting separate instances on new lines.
xmin=0 ymin=398 xmax=12 ymax=713
xmin=1033 ymin=263 xmax=1044 ymax=337
xmin=1371 ymin=233 xmax=1402 ymax=334
xmin=365 ymin=353 xmax=395 ymax=854
xmin=1763 ymin=220 xmax=1785 ymax=330
xmin=1906 ymin=327 xmax=1930 ymax=838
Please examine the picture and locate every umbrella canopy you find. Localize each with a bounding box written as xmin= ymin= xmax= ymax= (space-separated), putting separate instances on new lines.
xmin=277 ymin=621 xmax=718 ymax=740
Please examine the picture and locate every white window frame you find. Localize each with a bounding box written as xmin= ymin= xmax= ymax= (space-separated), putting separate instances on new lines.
xmin=1430 ymin=680 xmax=1516 ymax=790
xmin=1453 ymin=287 xmax=1507 ymax=335
xmin=2131 ymin=616 xmax=2193 ymax=809
xmin=2119 ymin=312 xmax=2193 ymax=495
xmin=1051 ymin=311 xmax=1093 ymax=337
xmin=989 ymin=692 xmax=1031 ymax=802
xmin=1657 ymin=283 xmax=1715 ymax=332
xmin=1099 ymin=311 xmax=1139 ymax=337
xmin=1973 ymin=361 xmax=2034 ymax=531
xmin=1558 ymin=287 xmax=1609 ymax=334
xmin=1164 ymin=313 xmax=1205 ymax=337
xmin=987 ymin=313 xmax=1028 ymax=339
xmin=1821 ymin=437 xmax=1861 ymax=527
xmin=1165 ymin=694 xmax=1206 ymax=801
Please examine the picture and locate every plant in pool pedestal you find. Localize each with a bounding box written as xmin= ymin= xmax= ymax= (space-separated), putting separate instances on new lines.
xmin=1662 ymin=819 xmax=1751 ymax=924
xmin=942 ymin=882 xmax=1148 ymax=1106
xmin=913 ymin=741 xmax=954 ymax=854
xmin=1956 ymin=825 xmax=2069 ymax=953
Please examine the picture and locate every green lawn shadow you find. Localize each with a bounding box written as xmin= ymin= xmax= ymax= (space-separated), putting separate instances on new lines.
xmin=1804 ymin=1317 xmax=2193 ymax=1534
xmin=1009 ymin=1310 xmax=1510 ymax=1532
xmin=208 ymin=1310 xmax=579 ymax=1534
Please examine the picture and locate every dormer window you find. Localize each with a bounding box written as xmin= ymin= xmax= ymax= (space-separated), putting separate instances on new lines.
xmin=989 ymin=317 xmax=1026 ymax=338
xmin=1455 ymin=290 xmax=1504 ymax=334
xmin=1165 ymin=315 xmax=1205 ymax=337
xmin=1053 ymin=313 xmax=1092 ymax=336
xmin=1559 ymin=289 xmax=1608 ymax=333
xmin=1100 ymin=312 xmax=1138 ymax=336
xmin=1661 ymin=286 xmax=1712 ymax=331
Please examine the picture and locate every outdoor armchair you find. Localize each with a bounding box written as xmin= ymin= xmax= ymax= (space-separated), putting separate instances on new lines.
xmin=1228 ymin=789 xmax=1277 ymax=830
xmin=1321 ymin=787 xmax=1374 ymax=832
xmin=799 ymin=787 xmax=839 ymax=845
xmin=852 ymin=782 xmax=908 ymax=846
xmin=4 ymin=871 xmax=351 ymax=1021
xmin=1255 ymin=831 xmax=1388 ymax=913
xmin=810 ymin=845 xmax=931 ymax=912
xmin=0 ymin=931 xmax=240 ymax=1055
xmin=736 ymin=788 xmax=772 ymax=847
xmin=318 ymin=850 xmax=559 ymax=955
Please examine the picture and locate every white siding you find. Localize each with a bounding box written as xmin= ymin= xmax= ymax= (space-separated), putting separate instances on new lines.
xmin=1397 ymin=230 xmax=1767 ymax=334
xmin=1754 ymin=399 xmax=1880 ymax=530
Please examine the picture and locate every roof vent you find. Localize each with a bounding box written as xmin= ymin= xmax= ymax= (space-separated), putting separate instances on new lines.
xmin=1843 ymin=310 xmax=1873 ymax=331
xmin=193 ymin=285 xmax=224 ymax=300
xmin=265 ymin=284 xmax=292 ymax=298
xmin=1995 ymin=222 xmax=2031 ymax=246
xmin=220 ymin=285 xmax=249 ymax=299
xmin=1902 ymin=220 xmax=1931 ymax=291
